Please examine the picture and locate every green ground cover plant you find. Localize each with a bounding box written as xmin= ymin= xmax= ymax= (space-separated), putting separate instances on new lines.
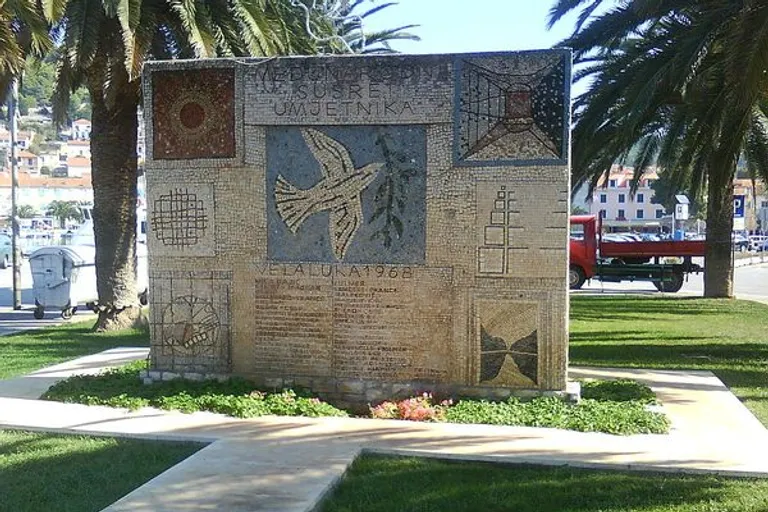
xmin=43 ymin=361 xmax=349 ymax=418
xmin=570 ymin=297 xmax=768 ymax=425
xmin=45 ymin=362 xmax=667 ymax=435
xmin=0 ymin=430 xmax=201 ymax=512
xmin=0 ymin=320 xmax=148 ymax=379
xmin=320 ymin=454 xmax=768 ymax=512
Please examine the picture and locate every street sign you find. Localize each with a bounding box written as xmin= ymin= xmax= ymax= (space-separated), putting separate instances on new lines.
xmin=734 ymin=195 xmax=745 ymax=218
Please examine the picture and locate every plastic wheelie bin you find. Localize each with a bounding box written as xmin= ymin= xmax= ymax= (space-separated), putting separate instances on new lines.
xmin=28 ymin=245 xmax=97 ymax=319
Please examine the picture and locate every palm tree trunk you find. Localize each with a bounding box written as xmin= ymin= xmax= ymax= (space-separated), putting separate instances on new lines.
xmin=704 ymin=169 xmax=734 ymax=298
xmin=89 ymin=87 xmax=142 ymax=330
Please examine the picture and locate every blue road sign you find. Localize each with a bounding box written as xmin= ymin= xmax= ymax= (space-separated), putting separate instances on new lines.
xmin=734 ymin=195 xmax=745 ymax=218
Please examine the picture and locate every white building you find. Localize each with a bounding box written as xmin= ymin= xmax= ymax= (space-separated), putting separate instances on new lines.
xmin=72 ymin=119 xmax=92 ymax=140
xmin=589 ymin=166 xmax=667 ymax=232
xmin=0 ymin=129 xmax=35 ymax=150
xmin=66 ymin=156 xmax=91 ymax=177
xmin=62 ymin=139 xmax=91 ymax=160
xmin=0 ymin=172 xmax=93 ymax=217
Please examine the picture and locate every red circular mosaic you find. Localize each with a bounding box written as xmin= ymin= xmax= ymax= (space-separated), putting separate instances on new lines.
xmin=179 ymin=102 xmax=206 ymax=129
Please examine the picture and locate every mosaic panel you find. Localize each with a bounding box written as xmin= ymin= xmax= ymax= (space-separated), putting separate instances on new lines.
xmin=454 ymin=52 xmax=570 ymax=166
xmin=148 ymin=183 xmax=215 ymax=256
xmin=152 ymin=68 xmax=236 ymax=160
xmin=476 ymin=299 xmax=539 ymax=387
xmin=144 ymin=50 xmax=572 ymax=401
xmin=266 ymin=126 xmax=426 ymax=264
xmin=150 ymin=271 xmax=231 ymax=374
xmin=476 ymin=182 xmax=568 ymax=278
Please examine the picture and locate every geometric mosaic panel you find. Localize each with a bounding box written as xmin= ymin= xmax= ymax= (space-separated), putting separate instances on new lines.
xmin=454 ymin=52 xmax=569 ymax=166
xmin=476 ymin=182 xmax=568 ymax=279
xmin=148 ymin=183 xmax=215 ymax=256
xmin=476 ymin=299 xmax=539 ymax=387
xmin=152 ymin=68 xmax=236 ymax=160
xmin=150 ymin=271 xmax=231 ymax=374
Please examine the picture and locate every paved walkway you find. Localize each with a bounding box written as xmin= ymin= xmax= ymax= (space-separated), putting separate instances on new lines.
xmin=1 ymin=349 xmax=768 ymax=512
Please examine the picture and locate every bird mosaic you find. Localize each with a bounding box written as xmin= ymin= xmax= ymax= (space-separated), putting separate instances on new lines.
xmin=274 ymin=128 xmax=383 ymax=260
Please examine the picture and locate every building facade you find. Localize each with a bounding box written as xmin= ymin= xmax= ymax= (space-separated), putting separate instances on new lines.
xmin=588 ymin=166 xmax=667 ymax=232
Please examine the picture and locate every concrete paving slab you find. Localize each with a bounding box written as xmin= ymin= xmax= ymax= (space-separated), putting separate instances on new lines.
xmin=0 ymin=306 xmax=97 ymax=336
xmin=2 ymin=349 xmax=768 ymax=511
xmin=0 ymin=347 xmax=148 ymax=399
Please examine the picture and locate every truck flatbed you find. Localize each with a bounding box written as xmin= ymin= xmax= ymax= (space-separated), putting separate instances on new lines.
xmin=600 ymin=240 xmax=706 ymax=258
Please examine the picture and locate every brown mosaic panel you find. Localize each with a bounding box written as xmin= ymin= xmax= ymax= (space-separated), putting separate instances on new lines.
xmin=150 ymin=271 xmax=232 ymax=374
xmin=153 ymin=68 xmax=236 ymax=160
xmin=250 ymin=264 xmax=453 ymax=382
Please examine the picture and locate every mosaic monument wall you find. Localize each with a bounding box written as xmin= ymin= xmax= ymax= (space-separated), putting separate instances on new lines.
xmin=143 ymin=51 xmax=572 ymax=405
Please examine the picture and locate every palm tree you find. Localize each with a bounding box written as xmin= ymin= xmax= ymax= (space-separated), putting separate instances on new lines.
xmin=41 ymin=0 xmax=333 ymax=330
xmin=16 ymin=204 xmax=37 ymax=219
xmin=549 ymin=0 xmax=768 ymax=298
xmin=46 ymin=200 xmax=83 ymax=228
xmin=319 ymin=0 xmax=419 ymax=54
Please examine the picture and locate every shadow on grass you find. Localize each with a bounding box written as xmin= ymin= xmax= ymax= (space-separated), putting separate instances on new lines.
xmin=570 ymin=343 xmax=768 ymax=371
xmin=0 ymin=322 xmax=149 ymax=379
xmin=0 ymin=431 xmax=201 ymax=512
xmin=570 ymin=296 xmax=767 ymax=322
xmin=321 ymin=455 xmax=766 ymax=512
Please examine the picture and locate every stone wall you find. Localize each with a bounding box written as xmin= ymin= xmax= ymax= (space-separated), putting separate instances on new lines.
xmin=142 ymin=51 xmax=572 ymax=405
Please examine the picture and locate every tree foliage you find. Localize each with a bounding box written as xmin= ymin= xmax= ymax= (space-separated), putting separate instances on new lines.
xmin=46 ymin=200 xmax=83 ymax=228
xmin=549 ymin=0 xmax=768 ymax=297
xmin=16 ymin=205 xmax=37 ymax=219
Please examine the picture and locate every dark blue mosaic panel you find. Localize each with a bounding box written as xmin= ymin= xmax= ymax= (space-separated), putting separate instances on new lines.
xmin=454 ymin=51 xmax=570 ymax=167
xmin=267 ymin=126 xmax=426 ymax=264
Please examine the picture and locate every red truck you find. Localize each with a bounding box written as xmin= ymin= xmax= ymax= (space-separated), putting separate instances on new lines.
xmin=569 ymin=215 xmax=705 ymax=292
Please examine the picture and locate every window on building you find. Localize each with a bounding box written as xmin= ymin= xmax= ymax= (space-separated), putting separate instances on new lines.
xmin=599 ymin=209 xmax=607 ymax=219
xmin=636 ymin=209 xmax=644 ymax=219
xmin=618 ymin=209 xmax=625 ymax=219
xmin=637 ymin=193 xmax=644 ymax=203
xmin=762 ymin=200 xmax=768 ymax=208
xmin=609 ymin=179 xmax=617 ymax=188
xmin=599 ymin=194 xmax=607 ymax=204
xmin=656 ymin=209 xmax=664 ymax=219
xmin=618 ymin=194 xmax=626 ymax=203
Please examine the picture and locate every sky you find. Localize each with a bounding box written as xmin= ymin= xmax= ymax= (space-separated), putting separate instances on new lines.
xmin=362 ymin=0 xmax=582 ymax=54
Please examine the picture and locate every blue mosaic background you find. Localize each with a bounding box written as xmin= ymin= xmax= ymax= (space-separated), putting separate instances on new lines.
xmin=266 ymin=126 xmax=427 ymax=264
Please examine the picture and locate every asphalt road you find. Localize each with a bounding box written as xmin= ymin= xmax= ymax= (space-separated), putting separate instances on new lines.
xmin=0 ymin=260 xmax=95 ymax=335
xmin=577 ymin=262 xmax=768 ymax=303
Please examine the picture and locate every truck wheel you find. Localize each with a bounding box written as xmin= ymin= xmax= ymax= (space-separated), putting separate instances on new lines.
xmin=33 ymin=307 xmax=44 ymax=320
xmin=569 ymin=265 xmax=586 ymax=290
xmin=139 ymin=290 xmax=148 ymax=306
xmin=655 ymin=272 xmax=684 ymax=293
xmin=0 ymin=255 xmax=8 ymax=269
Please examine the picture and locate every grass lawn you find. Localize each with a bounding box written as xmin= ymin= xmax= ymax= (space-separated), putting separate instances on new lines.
xmin=0 ymin=320 xmax=148 ymax=380
xmin=570 ymin=296 xmax=768 ymax=425
xmin=321 ymin=455 xmax=768 ymax=512
xmin=0 ymin=430 xmax=202 ymax=512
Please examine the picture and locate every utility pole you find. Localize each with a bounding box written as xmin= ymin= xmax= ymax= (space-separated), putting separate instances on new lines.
xmin=9 ymin=79 xmax=21 ymax=310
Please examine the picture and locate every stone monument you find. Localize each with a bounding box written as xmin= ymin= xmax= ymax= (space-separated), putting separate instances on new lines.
xmin=143 ymin=50 xmax=572 ymax=405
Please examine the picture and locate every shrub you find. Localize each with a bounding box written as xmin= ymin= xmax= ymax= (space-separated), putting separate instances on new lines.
xmin=370 ymin=393 xmax=452 ymax=422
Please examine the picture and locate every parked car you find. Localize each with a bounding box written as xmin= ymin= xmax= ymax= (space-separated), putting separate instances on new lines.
xmin=749 ymin=235 xmax=768 ymax=252
xmin=733 ymin=234 xmax=750 ymax=252
xmin=0 ymin=233 xmax=10 ymax=268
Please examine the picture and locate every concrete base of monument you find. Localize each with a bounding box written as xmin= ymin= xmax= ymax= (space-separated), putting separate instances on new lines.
xmin=140 ymin=369 xmax=581 ymax=412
